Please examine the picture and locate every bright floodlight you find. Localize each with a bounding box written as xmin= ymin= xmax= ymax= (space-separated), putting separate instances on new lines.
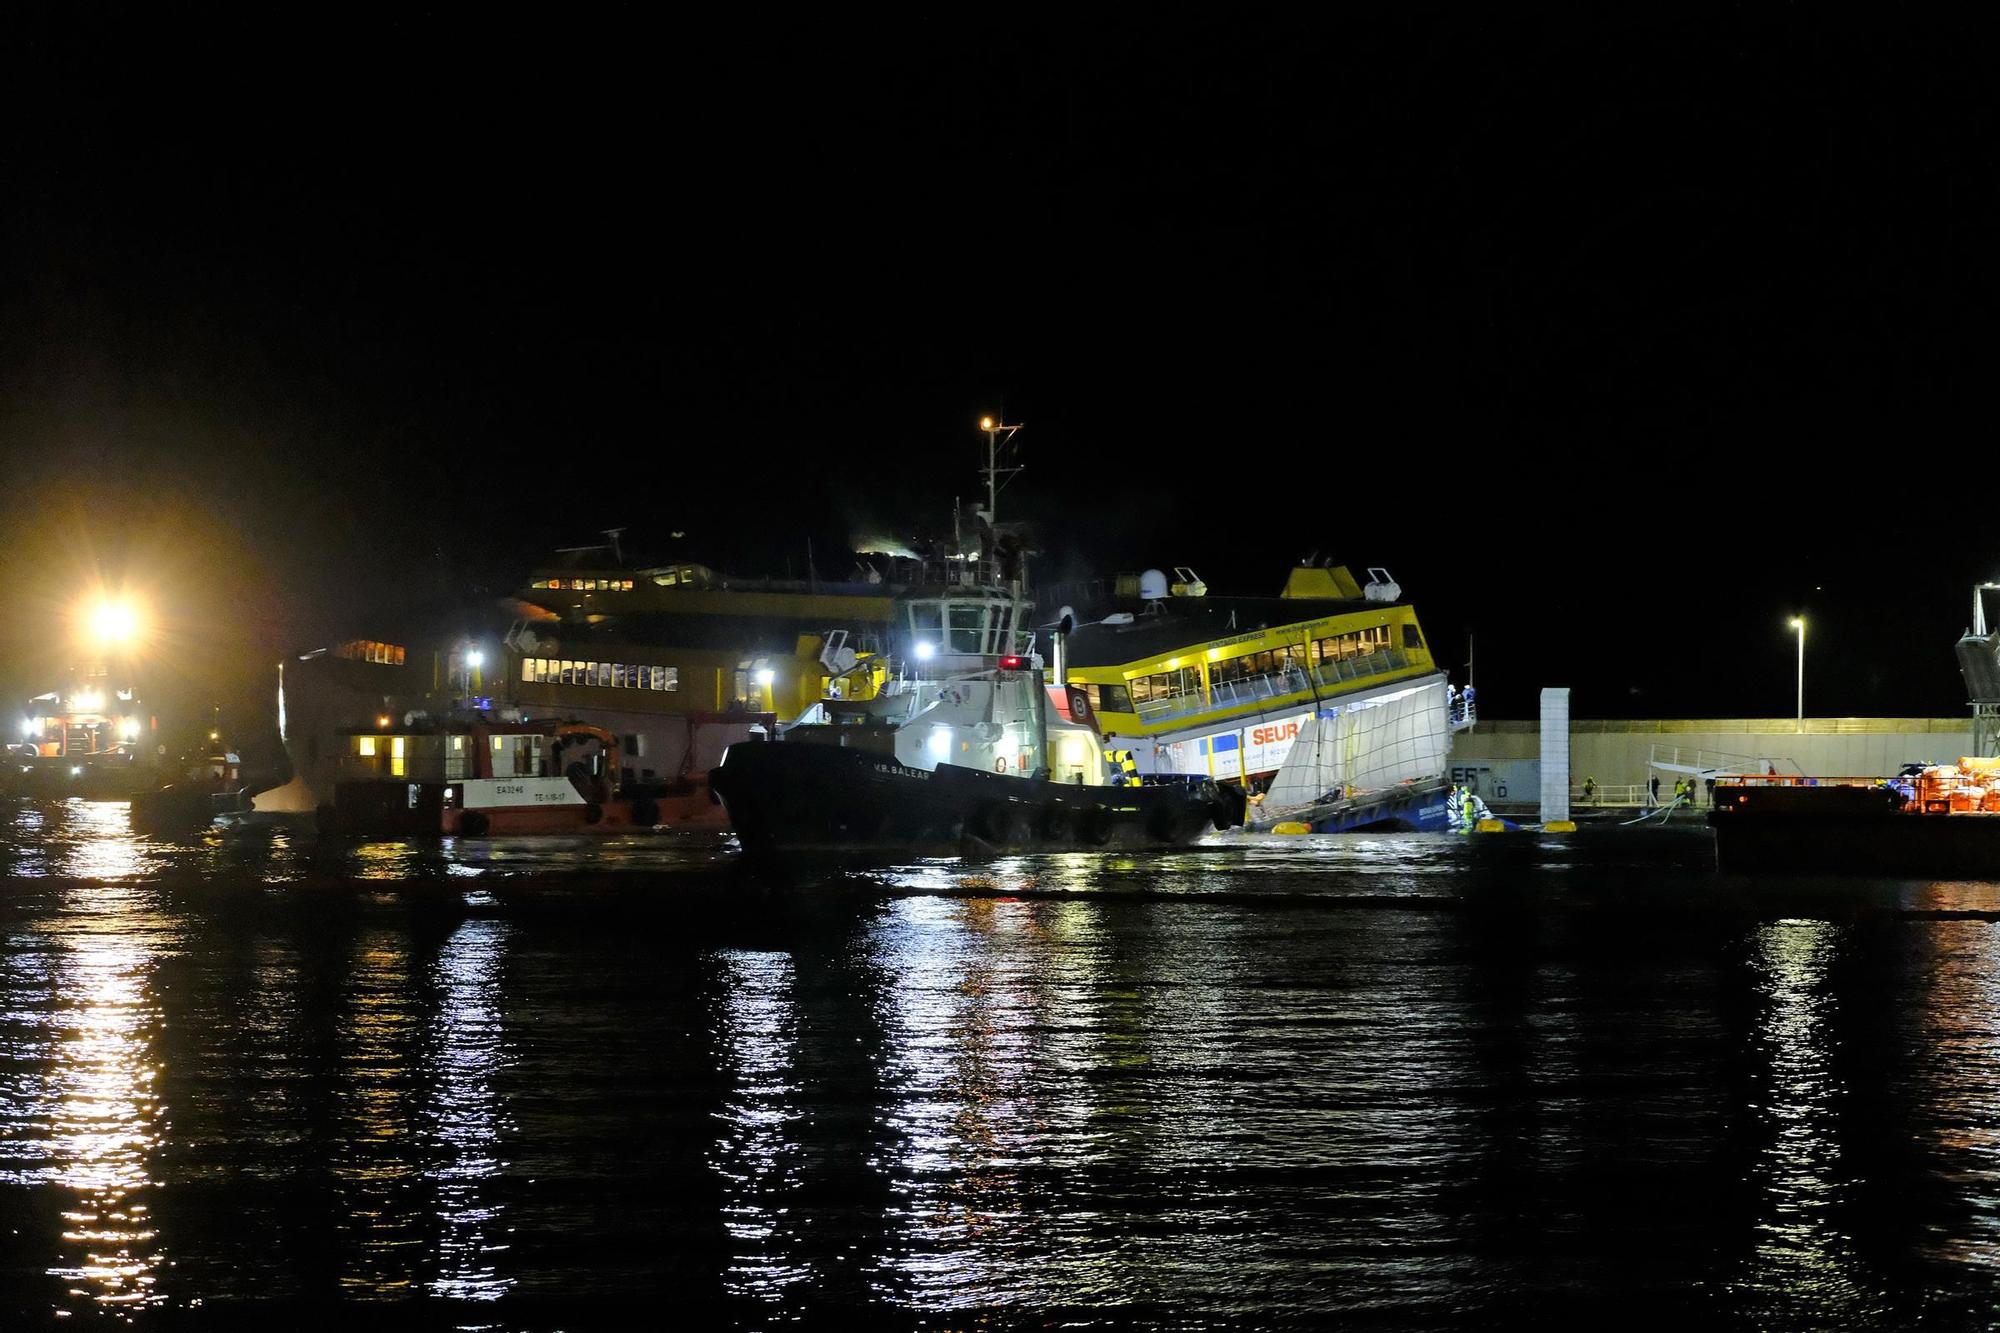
xmin=1788 ymin=616 xmax=1804 ymax=630
xmin=914 ymin=641 xmax=936 ymax=660
xmin=87 ymin=598 xmax=141 ymax=646
xmin=465 ymin=649 xmax=485 ymax=668
xmin=980 ymin=416 xmax=994 ymax=430
xmin=754 ymin=668 xmax=775 ymax=686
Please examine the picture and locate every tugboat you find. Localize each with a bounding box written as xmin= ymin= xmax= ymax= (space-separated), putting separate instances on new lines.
xmin=710 ymin=420 xmax=1244 ymax=857
xmin=709 ymin=565 xmax=1245 ymax=856
xmin=315 ymin=717 xmax=684 ymax=837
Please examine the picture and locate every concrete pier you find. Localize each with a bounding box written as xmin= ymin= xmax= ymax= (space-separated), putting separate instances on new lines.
xmin=1451 ymin=718 xmax=1973 ymax=810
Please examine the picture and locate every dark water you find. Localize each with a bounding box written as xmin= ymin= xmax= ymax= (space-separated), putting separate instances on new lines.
xmin=5 ymin=801 xmax=2000 ymax=1328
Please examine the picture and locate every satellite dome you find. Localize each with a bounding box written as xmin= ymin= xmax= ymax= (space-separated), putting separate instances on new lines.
xmin=1138 ymin=569 xmax=1169 ymax=601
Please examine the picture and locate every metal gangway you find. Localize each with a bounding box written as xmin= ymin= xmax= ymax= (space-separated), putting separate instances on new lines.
xmin=1647 ymin=743 xmax=1801 ymax=780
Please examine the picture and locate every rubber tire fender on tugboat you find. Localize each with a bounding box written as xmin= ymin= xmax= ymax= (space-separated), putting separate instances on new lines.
xmin=973 ymin=801 xmax=1021 ymax=847
xmin=631 ymin=795 xmax=660 ymax=828
xmin=583 ymin=802 xmax=604 ymax=825
xmin=1146 ymin=802 xmax=1184 ymax=843
xmin=1035 ymin=803 xmax=1071 ymax=843
xmin=459 ymin=810 xmax=491 ymax=837
xmin=1077 ymin=804 xmax=1115 ymax=847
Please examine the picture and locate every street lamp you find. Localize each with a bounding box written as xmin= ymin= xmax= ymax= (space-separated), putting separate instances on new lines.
xmin=1788 ymin=617 xmax=1805 ymax=732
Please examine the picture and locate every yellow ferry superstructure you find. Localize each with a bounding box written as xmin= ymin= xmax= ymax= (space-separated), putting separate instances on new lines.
xmin=1060 ymin=564 xmax=1471 ymax=786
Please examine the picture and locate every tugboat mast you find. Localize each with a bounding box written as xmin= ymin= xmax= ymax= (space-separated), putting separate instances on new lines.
xmin=977 ymin=416 xmax=1023 ymax=524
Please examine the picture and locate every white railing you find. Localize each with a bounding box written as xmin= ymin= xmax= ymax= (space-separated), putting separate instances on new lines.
xmin=1649 ymin=743 xmax=1799 ymax=776
xmin=1132 ymin=648 xmax=1418 ymax=724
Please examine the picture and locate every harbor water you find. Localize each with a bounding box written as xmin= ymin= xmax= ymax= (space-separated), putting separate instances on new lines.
xmin=6 ymin=801 xmax=2000 ymax=1327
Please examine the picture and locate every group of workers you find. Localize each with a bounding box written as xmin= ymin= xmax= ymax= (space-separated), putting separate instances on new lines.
xmin=1577 ymin=773 xmax=1708 ymax=809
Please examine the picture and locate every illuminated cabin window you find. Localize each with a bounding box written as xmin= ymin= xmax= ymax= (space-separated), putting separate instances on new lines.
xmin=519 ymin=657 xmax=678 ymax=692
xmin=356 ymin=736 xmax=377 ymax=757
xmin=390 ymin=736 xmax=406 ymax=777
xmin=1078 ymin=682 xmax=1132 ymax=714
xmin=333 ymin=639 xmax=407 ymax=666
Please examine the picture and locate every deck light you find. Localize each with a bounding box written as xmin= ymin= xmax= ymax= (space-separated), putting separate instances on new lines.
xmin=377 ymin=714 xmax=392 ymax=729
xmin=928 ymin=726 xmax=952 ymax=760
xmin=19 ymin=717 xmax=32 ymax=736
xmin=465 ymin=649 xmax=485 ymax=669
xmin=915 ymin=641 xmax=936 ymax=661
xmin=754 ymin=668 xmax=775 ymax=686
xmin=74 ymin=689 xmax=103 ymax=712
xmin=119 ymin=717 xmax=140 ymax=740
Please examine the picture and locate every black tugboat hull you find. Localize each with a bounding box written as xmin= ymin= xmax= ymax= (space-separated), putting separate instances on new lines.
xmin=710 ymin=739 xmax=1244 ymax=857
xmin=1710 ymin=784 xmax=2000 ymax=878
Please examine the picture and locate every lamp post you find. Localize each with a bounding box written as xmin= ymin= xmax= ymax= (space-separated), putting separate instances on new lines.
xmin=1788 ymin=617 xmax=1805 ymax=733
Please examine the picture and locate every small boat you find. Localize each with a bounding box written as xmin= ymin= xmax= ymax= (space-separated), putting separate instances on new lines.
xmin=315 ymin=719 xmax=686 ymax=837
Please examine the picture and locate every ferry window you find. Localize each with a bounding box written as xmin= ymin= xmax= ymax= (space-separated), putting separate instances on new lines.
xmin=663 ymin=667 xmax=679 ymax=691
xmin=612 ymin=664 xmax=627 ymax=688
xmin=623 ymin=734 xmax=644 ymax=757
xmin=523 ymin=659 xmax=536 ymax=683
xmin=1403 ymin=624 xmax=1423 ymax=650
xmin=595 ymin=662 xmax=612 ymax=687
xmin=1099 ymin=683 xmax=1131 ymax=713
xmin=357 ymin=736 xmax=377 ymax=757
xmin=389 ymin=736 xmax=406 ymax=778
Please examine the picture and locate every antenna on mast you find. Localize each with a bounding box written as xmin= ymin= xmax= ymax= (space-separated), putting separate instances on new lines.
xmin=977 ymin=416 xmax=1024 ymax=525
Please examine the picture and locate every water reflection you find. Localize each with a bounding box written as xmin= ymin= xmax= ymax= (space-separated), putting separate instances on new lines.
xmin=710 ymin=949 xmax=809 ymax=1303
xmin=333 ymin=928 xmax=423 ymax=1297
xmin=424 ymin=919 xmax=515 ymax=1302
xmin=1735 ymin=917 xmax=1862 ymax=1312
xmin=46 ymin=887 xmax=169 ymax=1313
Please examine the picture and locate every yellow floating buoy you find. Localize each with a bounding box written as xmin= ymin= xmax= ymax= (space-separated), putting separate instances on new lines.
xmin=1542 ymin=820 xmax=1577 ymax=833
xmin=1475 ymin=818 xmax=1508 ymax=833
xmin=1272 ymin=821 xmax=1312 ymax=835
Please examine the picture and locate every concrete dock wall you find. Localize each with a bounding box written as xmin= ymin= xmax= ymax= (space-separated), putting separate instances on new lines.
xmin=1451 ymin=718 xmax=1973 ymax=806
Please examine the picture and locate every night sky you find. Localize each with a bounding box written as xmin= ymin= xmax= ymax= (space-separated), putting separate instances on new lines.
xmin=2 ymin=12 xmax=1992 ymax=734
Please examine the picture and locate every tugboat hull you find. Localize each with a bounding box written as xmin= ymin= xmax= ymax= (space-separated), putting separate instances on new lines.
xmin=1710 ymin=784 xmax=2000 ymax=878
xmin=711 ymin=739 xmax=1243 ymax=856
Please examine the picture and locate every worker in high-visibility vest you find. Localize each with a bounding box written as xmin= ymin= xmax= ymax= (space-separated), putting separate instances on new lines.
xmin=1104 ymin=749 xmax=1140 ymax=787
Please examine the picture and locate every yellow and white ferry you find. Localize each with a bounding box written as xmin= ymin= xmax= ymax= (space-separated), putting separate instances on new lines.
xmin=1058 ymin=564 xmax=1475 ymax=832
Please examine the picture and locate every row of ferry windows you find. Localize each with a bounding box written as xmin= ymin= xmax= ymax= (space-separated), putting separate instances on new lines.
xmin=333 ymin=639 xmax=407 ymax=665
xmin=520 ymin=658 xmax=680 ymax=691
xmin=531 ymin=578 xmax=636 ymax=592
xmin=1082 ymin=624 xmax=1422 ymax=712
